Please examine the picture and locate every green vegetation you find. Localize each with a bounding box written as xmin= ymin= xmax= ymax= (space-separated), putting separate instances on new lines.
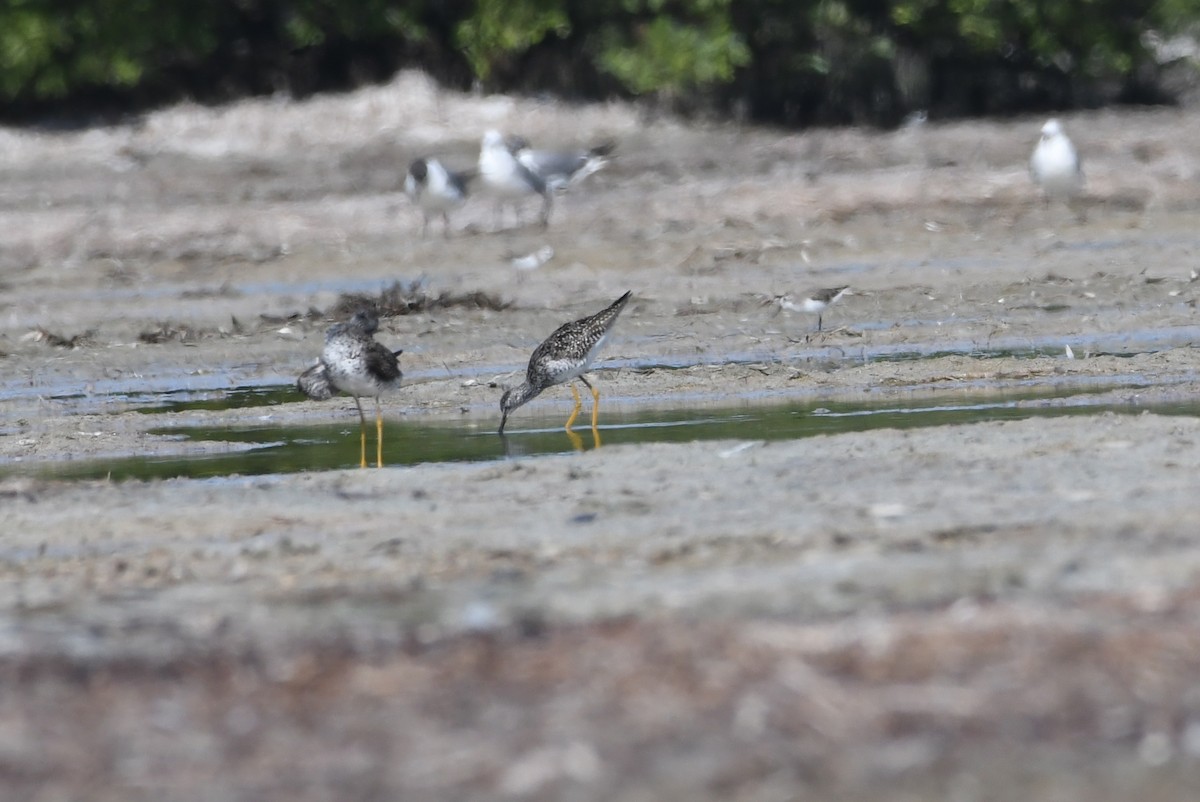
xmin=1 ymin=0 xmax=1198 ymax=124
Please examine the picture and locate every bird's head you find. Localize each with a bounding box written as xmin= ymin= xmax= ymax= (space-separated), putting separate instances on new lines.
xmin=348 ymin=308 xmax=380 ymax=334
xmin=408 ymin=158 xmax=428 ymax=183
xmin=504 ymin=134 xmax=530 ymax=155
xmin=498 ymin=387 xmax=514 ymax=434
xmin=760 ymin=294 xmax=789 ymax=316
xmin=497 ymin=382 xmax=535 ymax=434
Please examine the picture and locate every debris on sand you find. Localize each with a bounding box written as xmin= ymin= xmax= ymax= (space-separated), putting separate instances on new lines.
xmin=329 ymin=280 xmax=511 ymax=319
xmin=180 ymin=283 xmax=243 ymax=300
xmin=21 ymin=327 xmax=95 ymax=349
xmin=259 ymin=308 xmax=326 ymax=327
xmin=137 ymin=322 xmax=210 ymax=344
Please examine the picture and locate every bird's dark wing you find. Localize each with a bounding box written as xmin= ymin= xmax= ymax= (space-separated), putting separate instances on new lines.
xmin=365 ymin=342 xmax=403 ymax=383
xmin=514 ymin=158 xmax=547 ymax=195
xmin=525 ymin=150 xmax=587 ymax=179
xmin=448 ymin=167 xmax=475 ymax=196
xmin=588 ymin=141 xmax=616 ymax=158
xmin=297 ymin=362 xmax=336 ymax=400
xmin=812 ymin=286 xmax=849 ymax=303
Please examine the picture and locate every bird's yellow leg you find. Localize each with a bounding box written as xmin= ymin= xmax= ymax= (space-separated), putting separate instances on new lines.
xmin=590 ymin=426 xmax=602 ymax=449
xmin=565 ymin=428 xmax=584 ymax=452
xmin=375 ymin=400 xmax=384 ymax=468
xmin=354 ymin=398 xmax=368 ymax=469
xmin=589 ymin=383 xmax=601 ymax=429
xmin=564 ymin=383 xmax=583 ymax=431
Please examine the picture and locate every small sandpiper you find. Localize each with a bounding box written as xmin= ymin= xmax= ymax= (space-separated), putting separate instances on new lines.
xmin=499 ymin=291 xmax=632 ymax=435
xmin=404 ymin=157 xmax=472 ymax=239
xmin=297 ymin=309 xmax=403 ymax=468
xmin=774 ymin=286 xmax=850 ymax=332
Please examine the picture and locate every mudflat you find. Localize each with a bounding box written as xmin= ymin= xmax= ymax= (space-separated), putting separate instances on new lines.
xmin=2 ymin=72 xmax=1200 ymax=799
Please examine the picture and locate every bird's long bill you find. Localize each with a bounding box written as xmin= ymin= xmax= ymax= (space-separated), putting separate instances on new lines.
xmin=498 ymin=410 xmax=509 ymax=435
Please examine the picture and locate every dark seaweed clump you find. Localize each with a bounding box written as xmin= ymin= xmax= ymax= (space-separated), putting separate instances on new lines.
xmin=329 ymin=280 xmax=510 ymax=320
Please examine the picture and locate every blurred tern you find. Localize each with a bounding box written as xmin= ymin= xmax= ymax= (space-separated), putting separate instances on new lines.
xmin=479 ymin=129 xmax=551 ymax=228
xmin=1030 ymin=119 xmax=1083 ymax=206
xmin=404 ymin=157 xmax=472 ymax=238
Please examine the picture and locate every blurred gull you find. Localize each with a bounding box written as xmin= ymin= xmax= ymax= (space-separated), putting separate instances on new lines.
xmin=505 ymin=134 xmax=614 ymax=192
xmin=479 ymin=129 xmax=551 ymax=228
xmin=1030 ymin=119 xmax=1084 ymax=207
xmin=404 ymin=157 xmax=472 ymax=238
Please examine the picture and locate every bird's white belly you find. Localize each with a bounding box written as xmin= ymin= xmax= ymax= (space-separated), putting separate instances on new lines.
xmin=1032 ymin=142 xmax=1081 ymax=198
xmin=481 ymin=153 xmax=532 ymax=197
xmin=428 ymin=171 xmax=465 ymax=208
xmin=323 ymin=339 xmax=385 ymax=397
xmin=332 ymin=372 xmax=385 ymax=398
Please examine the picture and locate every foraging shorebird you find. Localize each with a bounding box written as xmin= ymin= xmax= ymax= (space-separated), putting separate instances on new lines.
xmin=297 ymin=310 xmax=403 ymax=468
xmin=479 ymin=129 xmax=551 ymax=228
xmin=1030 ymin=119 xmax=1083 ymax=205
xmin=505 ymin=135 xmax=614 ymax=193
xmin=499 ymin=291 xmax=632 ymax=435
xmin=773 ymin=286 xmax=850 ymax=333
xmin=404 ymin=157 xmax=472 ymax=238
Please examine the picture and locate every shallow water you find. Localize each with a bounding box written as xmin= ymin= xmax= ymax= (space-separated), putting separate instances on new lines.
xmin=15 ymin=385 xmax=1199 ymax=482
xmin=9 ymin=321 xmax=1195 ymax=410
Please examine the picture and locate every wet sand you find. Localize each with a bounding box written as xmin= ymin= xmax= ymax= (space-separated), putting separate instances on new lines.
xmin=2 ymin=72 xmax=1200 ymax=799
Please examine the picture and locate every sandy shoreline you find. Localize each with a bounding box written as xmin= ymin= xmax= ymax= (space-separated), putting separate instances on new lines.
xmin=2 ymin=72 xmax=1200 ymax=798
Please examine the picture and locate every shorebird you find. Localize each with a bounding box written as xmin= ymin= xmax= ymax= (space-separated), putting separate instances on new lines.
xmin=479 ymin=129 xmax=551 ymax=228
xmin=499 ymin=291 xmax=632 ymax=435
xmin=1030 ymin=119 xmax=1083 ymax=206
xmin=505 ymin=135 xmax=614 ymax=193
xmin=773 ymin=286 xmax=850 ymax=332
xmin=404 ymin=157 xmax=472 ymax=238
xmin=297 ymin=310 xmax=403 ymax=468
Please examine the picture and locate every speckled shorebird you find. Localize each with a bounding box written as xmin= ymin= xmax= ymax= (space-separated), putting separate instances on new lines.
xmin=297 ymin=309 xmax=403 ymax=468
xmin=499 ymin=291 xmax=632 ymax=435
xmin=775 ymin=286 xmax=850 ymax=332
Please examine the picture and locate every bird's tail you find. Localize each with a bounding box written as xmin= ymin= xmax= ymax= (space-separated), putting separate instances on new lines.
xmin=297 ymin=363 xmax=336 ymax=401
xmin=588 ymin=141 xmax=616 ymax=159
xmin=570 ymin=141 xmax=615 ymax=186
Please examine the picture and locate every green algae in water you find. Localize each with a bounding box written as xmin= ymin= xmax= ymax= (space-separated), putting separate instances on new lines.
xmin=14 ymin=386 xmax=1200 ymax=482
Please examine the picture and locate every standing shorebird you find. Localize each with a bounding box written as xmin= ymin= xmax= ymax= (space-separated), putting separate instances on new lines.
xmin=404 ymin=157 xmax=472 ymax=238
xmin=1030 ymin=119 xmax=1084 ymax=211
xmin=297 ymin=310 xmax=403 ymax=468
xmin=479 ymin=129 xmax=551 ymax=229
xmin=499 ymin=291 xmax=632 ymax=436
xmin=774 ymin=286 xmax=850 ymax=333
